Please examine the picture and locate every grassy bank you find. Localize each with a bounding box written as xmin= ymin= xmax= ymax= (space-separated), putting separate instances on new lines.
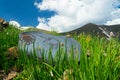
xmin=0 ymin=25 xmax=120 ymax=80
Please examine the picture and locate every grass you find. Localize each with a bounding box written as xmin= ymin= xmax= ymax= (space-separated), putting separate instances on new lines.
xmin=0 ymin=25 xmax=120 ymax=80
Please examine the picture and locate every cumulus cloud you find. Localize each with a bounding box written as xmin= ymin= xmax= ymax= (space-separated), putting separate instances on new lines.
xmin=9 ymin=20 xmax=32 ymax=30
xmin=110 ymin=9 xmax=120 ymax=18
xmin=105 ymin=18 xmax=120 ymax=25
xmin=35 ymin=0 xmax=120 ymax=33
xmin=36 ymin=17 xmax=52 ymax=31
xmin=9 ymin=20 xmax=21 ymax=27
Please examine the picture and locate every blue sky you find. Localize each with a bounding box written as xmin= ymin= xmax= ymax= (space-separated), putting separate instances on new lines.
xmin=0 ymin=0 xmax=120 ymax=32
xmin=0 ymin=0 xmax=55 ymax=26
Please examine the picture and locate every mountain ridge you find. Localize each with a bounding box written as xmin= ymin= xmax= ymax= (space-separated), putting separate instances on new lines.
xmin=61 ymin=23 xmax=120 ymax=40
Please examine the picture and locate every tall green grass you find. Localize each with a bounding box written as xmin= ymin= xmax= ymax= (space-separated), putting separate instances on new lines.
xmin=0 ymin=25 xmax=21 ymax=72
xmin=0 ymin=25 xmax=120 ymax=80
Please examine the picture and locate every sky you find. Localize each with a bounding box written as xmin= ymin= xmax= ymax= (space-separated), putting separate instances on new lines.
xmin=0 ymin=0 xmax=120 ymax=32
xmin=0 ymin=0 xmax=55 ymax=26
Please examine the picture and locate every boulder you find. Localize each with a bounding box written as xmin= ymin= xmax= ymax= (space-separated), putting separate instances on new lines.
xmin=18 ymin=31 xmax=81 ymax=61
xmin=0 ymin=18 xmax=9 ymax=31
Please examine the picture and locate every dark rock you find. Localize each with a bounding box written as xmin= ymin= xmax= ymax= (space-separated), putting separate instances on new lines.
xmin=18 ymin=31 xmax=81 ymax=61
xmin=0 ymin=18 xmax=9 ymax=31
xmin=7 ymin=46 xmax=19 ymax=59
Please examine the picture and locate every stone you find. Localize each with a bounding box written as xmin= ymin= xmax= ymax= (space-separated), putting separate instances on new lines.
xmin=3 ymin=71 xmax=17 ymax=80
xmin=7 ymin=46 xmax=19 ymax=59
xmin=0 ymin=18 xmax=9 ymax=31
xmin=18 ymin=31 xmax=81 ymax=61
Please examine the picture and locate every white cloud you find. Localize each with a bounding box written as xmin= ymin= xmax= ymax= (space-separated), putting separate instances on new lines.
xmin=9 ymin=20 xmax=21 ymax=27
xmin=9 ymin=20 xmax=33 ymax=30
xmin=35 ymin=0 xmax=120 ymax=33
xmin=105 ymin=18 xmax=120 ymax=25
xmin=19 ymin=27 xmax=32 ymax=30
xmin=36 ymin=17 xmax=52 ymax=31
xmin=111 ymin=9 xmax=120 ymax=18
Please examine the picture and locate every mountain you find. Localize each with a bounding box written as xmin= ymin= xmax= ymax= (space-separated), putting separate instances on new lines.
xmin=61 ymin=23 xmax=120 ymax=40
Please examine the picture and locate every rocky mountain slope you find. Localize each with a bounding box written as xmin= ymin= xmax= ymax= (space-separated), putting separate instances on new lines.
xmin=61 ymin=23 xmax=120 ymax=40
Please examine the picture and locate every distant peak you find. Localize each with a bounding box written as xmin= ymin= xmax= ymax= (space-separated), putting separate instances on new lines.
xmin=85 ymin=23 xmax=97 ymax=26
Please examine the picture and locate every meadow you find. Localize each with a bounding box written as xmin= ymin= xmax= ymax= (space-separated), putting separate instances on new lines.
xmin=0 ymin=25 xmax=120 ymax=80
